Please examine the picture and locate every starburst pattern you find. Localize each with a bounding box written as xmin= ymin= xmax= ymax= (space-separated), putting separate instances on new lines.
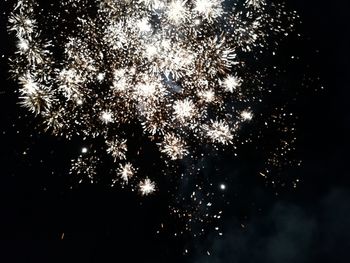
xmin=106 ymin=138 xmax=128 ymax=161
xmin=139 ymin=178 xmax=156 ymax=196
xmin=117 ymin=163 xmax=136 ymax=184
xmin=204 ymin=120 xmax=234 ymax=145
xmin=160 ymin=133 xmax=190 ymax=160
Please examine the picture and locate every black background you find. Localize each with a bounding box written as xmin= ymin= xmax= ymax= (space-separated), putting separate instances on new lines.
xmin=0 ymin=0 xmax=349 ymax=262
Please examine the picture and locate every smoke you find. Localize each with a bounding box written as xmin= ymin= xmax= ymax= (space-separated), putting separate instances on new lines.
xmin=192 ymin=188 xmax=350 ymax=263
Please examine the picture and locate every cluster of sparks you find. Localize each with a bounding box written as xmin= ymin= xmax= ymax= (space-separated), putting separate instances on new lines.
xmin=8 ymin=0 xmax=299 ymax=225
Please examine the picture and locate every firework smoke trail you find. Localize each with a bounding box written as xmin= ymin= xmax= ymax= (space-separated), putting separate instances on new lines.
xmin=8 ymin=0 xmax=299 ymax=232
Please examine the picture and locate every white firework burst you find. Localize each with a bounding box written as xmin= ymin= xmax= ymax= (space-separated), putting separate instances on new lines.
xmin=117 ymin=163 xmax=135 ymax=183
xmin=139 ymin=178 xmax=156 ymax=195
xmin=221 ymin=75 xmax=242 ymax=93
xmin=166 ymin=0 xmax=189 ymax=25
xmin=100 ymin=110 xmax=114 ymax=124
xmin=173 ymin=99 xmax=197 ymax=123
xmin=106 ymin=138 xmax=128 ymax=161
xmin=198 ymin=88 xmax=216 ymax=103
xmin=204 ymin=120 xmax=234 ymax=145
xmin=240 ymin=110 xmax=253 ymax=121
xmin=160 ymin=133 xmax=189 ymax=160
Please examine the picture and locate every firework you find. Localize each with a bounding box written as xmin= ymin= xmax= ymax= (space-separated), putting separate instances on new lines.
xmin=117 ymin=163 xmax=136 ymax=184
xmin=139 ymin=178 xmax=156 ymax=196
xmin=8 ymin=0 xmax=297 ymax=204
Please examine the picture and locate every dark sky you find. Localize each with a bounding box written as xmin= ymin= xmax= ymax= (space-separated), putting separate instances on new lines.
xmin=0 ymin=0 xmax=349 ymax=262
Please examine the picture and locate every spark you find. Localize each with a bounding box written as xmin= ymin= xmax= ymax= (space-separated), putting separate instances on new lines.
xmin=81 ymin=147 xmax=88 ymax=154
xmin=97 ymin=73 xmax=105 ymax=81
xmin=220 ymin=184 xmax=226 ymax=190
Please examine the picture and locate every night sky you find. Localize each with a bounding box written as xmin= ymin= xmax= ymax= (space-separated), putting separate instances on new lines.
xmin=0 ymin=0 xmax=350 ymax=262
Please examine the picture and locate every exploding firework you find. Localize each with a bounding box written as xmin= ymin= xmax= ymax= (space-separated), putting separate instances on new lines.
xmin=8 ymin=0 xmax=300 ymax=232
xmin=139 ymin=178 xmax=156 ymax=196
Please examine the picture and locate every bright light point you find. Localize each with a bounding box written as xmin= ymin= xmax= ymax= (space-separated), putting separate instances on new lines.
xmin=220 ymin=184 xmax=226 ymax=190
xmin=101 ymin=110 xmax=114 ymax=124
xmin=81 ymin=147 xmax=88 ymax=153
xmin=97 ymin=73 xmax=105 ymax=81
xmin=139 ymin=178 xmax=156 ymax=196
xmin=222 ymin=75 xmax=241 ymax=93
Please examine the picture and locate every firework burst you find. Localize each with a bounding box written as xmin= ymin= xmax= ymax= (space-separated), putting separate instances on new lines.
xmin=8 ymin=0 xmax=299 ymax=232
